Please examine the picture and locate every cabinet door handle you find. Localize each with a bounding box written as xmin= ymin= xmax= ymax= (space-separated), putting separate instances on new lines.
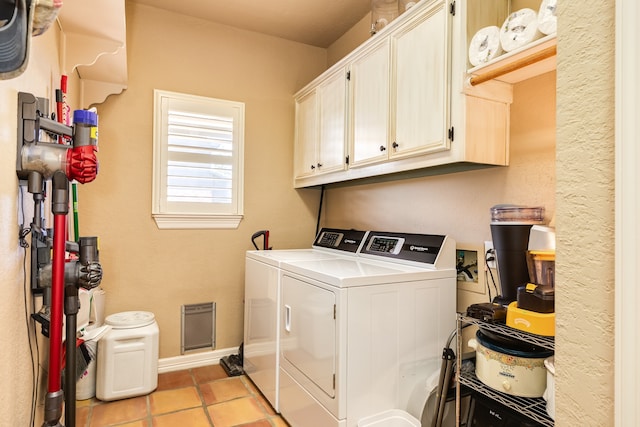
xmin=392 ymin=142 xmax=399 ymax=149
xmin=379 ymin=145 xmax=386 ymax=151
xmin=317 ymin=163 xmax=323 ymax=168
xmin=310 ymin=164 xmax=315 ymax=170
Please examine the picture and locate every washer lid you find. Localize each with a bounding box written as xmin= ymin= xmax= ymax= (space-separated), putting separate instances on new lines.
xmin=106 ymin=311 xmax=155 ymax=328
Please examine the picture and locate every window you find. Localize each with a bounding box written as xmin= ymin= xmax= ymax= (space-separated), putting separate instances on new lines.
xmin=152 ymin=90 xmax=244 ymax=229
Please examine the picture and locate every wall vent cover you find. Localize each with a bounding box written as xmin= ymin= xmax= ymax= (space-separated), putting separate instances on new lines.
xmin=181 ymin=302 xmax=216 ymax=354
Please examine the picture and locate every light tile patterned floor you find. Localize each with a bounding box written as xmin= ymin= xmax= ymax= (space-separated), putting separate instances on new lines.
xmin=75 ymin=364 xmax=289 ymax=427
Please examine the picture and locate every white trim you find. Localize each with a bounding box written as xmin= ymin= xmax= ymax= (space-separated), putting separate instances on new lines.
xmin=152 ymin=213 xmax=243 ymax=229
xmin=158 ymin=347 xmax=237 ymax=374
xmin=615 ymin=0 xmax=640 ymax=425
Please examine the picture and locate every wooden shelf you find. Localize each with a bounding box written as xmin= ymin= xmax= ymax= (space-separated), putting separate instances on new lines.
xmin=467 ymin=34 xmax=557 ymax=86
xmin=57 ymin=0 xmax=127 ymax=108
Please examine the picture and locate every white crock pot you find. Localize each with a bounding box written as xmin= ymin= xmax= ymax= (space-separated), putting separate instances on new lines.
xmin=543 ymin=356 xmax=555 ymax=419
xmin=468 ymin=330 xmax=553 ymax=398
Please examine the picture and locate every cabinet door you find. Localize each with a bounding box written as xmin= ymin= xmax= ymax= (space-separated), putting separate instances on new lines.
xmin=391 ymin=0 xmax=450 ymax=159
xmin=293 ymin=90 xmax=318 ymax=179
xmin=349 ymin=39 xmax=391 ymax=167
xmin=317 ymin=68 xmax=348 ymax=174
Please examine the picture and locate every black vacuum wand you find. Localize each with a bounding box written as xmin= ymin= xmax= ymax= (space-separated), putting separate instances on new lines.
xmin=63 ymin=235 xmax=102 ymax=427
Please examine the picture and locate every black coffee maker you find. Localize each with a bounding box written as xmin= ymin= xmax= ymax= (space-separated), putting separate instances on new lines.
xmin=490 ymin=205 xmax=545 ymax=306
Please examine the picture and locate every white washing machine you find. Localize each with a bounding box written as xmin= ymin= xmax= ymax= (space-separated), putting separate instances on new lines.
xmin=276 ymin=231 xmax=457 ymax=427
xmin=243 ymin=228 xmax=369 ymax=412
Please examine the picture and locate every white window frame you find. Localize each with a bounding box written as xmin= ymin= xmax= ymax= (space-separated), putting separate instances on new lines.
xmin=152 ymin=90 xmax=244 ymax=229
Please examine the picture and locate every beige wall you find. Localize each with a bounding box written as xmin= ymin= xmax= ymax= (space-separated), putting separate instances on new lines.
xmin=556 ymin=0 xmax=615 ymax=424
xmin=76 ymin=2 xmax=328 ymax=358
xmin=327 ymin=13 xmax=372 ymax=67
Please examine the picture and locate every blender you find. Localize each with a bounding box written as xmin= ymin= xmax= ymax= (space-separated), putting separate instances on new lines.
xmin=517 ymin=225 xmax=556 ymax=313
xmin=489 ymin=204 xmax=545 ymax=306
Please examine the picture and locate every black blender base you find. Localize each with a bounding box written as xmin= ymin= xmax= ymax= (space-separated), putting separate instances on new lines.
xmin=220 ymin=354 xmax=244 ymax=377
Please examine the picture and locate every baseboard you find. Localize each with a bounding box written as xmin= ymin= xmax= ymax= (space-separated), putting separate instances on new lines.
xmin=158 ymin=347 xmax=237 ymax=373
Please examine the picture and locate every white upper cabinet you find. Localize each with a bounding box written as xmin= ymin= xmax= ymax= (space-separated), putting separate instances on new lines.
xmin=293 ymin=67 xmax=348 ymax=180
xmin=349 ymin=1 xmax=449 ymax=169
xmin=349 ymin=38 xmax=391 ymax=167
xmin=318 ymin=68 xmax=349 ymax=174
xmin=390 ymin=1 xmax=449 ymax=159
xmin=294 ymin=0 xmax=458 ymax=188
xmin=294 ymin=90 xmax=319 ymax=180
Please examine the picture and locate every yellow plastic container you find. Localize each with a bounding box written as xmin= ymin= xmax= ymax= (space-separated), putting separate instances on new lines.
xmin=506 ymin=301 xmax=555 ymax=336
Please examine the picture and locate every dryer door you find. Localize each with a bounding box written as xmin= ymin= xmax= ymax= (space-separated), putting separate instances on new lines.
xmin=281 ymin=274 xmax=336 ymax=398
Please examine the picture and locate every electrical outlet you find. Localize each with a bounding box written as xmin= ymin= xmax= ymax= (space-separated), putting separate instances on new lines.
xmin=456 ymin=246 xmax=486 ymax=295
xmin=484 ymin=241 xmax=496 ymax=269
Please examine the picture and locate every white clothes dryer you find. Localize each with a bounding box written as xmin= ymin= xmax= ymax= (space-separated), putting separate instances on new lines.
xmin=243 ymin=229 xmax=368 ymax=412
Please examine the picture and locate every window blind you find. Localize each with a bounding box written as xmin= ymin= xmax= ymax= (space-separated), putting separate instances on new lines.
xmin=167 ymin=110 xmax=234 ymax=204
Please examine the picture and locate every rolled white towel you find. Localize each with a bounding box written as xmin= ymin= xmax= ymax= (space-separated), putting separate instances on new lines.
xmin=500 ymin=8 xmax=542 ymax=52
xmin=538 ymin=0 xmax=558 ymax=35
xmin=468 ymin=25 xmax=503 ymax=67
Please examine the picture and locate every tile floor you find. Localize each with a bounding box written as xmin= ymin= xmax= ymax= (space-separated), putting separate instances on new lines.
xmin=75 ymin=364 xmax=289 ymax=427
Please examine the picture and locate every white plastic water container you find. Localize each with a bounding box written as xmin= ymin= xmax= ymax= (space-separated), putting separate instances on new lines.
xmin=358 ymin=410 xmax=421 ymax=427
xmin=96 ymin=311 xmax=159 ymax=401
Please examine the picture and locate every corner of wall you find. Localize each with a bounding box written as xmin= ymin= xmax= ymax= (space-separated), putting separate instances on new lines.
xmin=326 ymin=13 xmax=372 ymax=67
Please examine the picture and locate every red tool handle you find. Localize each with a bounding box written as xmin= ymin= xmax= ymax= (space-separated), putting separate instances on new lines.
xmin=47 ymin=212 xmax=66 ymax=392
xmin=251 ymin=230 xmax=271 ymax=250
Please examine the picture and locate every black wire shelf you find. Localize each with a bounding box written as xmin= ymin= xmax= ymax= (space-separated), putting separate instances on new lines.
xmin=456 ymin=313 xmax=555 ymax=426
xmin=459 ymin=373 xmax=554 ymax=426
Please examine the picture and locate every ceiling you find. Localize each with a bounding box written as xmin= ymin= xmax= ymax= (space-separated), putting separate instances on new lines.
xmin=128 ymin=0 xmax=372 ymax=48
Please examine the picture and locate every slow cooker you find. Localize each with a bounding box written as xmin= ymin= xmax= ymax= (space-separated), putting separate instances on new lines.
xmin=468 ymin=330 xmax=553 ymax=398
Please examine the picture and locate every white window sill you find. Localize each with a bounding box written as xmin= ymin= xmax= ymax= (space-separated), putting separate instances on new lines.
xmin=152 ymin=213 xmax=243 ymax=230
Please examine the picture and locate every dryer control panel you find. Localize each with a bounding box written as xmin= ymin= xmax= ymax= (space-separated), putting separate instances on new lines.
xmin=365 ymin=236 xmax=405 ymax=254
xmin=313 ymin=228 xmax=368 ymax=253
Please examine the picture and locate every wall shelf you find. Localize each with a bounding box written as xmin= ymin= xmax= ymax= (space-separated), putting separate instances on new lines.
xmin=57 ymin=0 xmax=127 ymax=108
xmin=460 ymin=373 xmax=554 ymax=426
xmin=466 ymin=34 xmax=557 ymax=87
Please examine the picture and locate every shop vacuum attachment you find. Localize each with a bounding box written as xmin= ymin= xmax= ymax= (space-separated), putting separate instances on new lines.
xmin=220 ymin=343 xmax=244 ymax=377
